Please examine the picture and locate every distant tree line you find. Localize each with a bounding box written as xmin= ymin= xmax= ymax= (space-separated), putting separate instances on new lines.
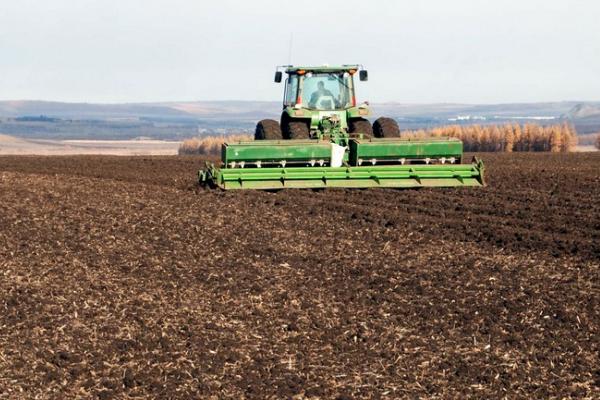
xmin=401 ymin=123 xmax=577 ymax=152
xmin=178 ymin=135 xmax=252 ymax=156
xmin=596 ymin=133 xmax=600 ymax=150
xmin=178 ymin=123 xmax=581 ymax=156
xmin=15 ymin=115 xmax=60 ymax=122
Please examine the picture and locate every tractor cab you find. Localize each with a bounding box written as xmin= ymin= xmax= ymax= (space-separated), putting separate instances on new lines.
xmin=280 ymin=67 xmax=362 ymax=111
xmin=262 ymin=65 xmax=376 ymax=140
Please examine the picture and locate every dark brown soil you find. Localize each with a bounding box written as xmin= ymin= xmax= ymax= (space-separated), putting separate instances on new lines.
xmin=0 ymin=153 xmax=598 ymax=399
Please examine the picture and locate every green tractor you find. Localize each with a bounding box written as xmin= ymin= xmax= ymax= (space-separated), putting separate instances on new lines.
xmin=199 ymin=65 xmax=485 ymax=190
xmin=255 ymin=65 xmax=400 ymax=141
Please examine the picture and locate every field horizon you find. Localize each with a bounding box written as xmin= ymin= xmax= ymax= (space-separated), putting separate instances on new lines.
xmin=1 ymin=100 xmax=600 ymax=142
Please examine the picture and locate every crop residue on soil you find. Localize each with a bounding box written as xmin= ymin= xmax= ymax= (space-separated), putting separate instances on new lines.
xmin=0 ymin=153 xmax=598 ymax=399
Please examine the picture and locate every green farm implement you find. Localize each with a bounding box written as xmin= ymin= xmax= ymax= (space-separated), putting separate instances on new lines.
xmin=199 ymin=65 xmax=484 ymax=190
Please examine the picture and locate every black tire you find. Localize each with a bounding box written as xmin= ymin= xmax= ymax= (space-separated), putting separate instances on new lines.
xmin=282 ymin=120 xmax=310 ymax=140
xmin=255 ymin=119 xmax=282 ymax=140
xmin=373 ymin=117 xmax=400 ymax=138
xmin=348 ymin=118 xmax=373 ymax=138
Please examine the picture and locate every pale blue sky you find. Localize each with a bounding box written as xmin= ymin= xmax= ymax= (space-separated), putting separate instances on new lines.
xmin=1 ymin=0 xmax=598 ymax=103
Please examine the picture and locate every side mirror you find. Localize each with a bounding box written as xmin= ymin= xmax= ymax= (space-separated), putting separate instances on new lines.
xmin=274 ymin=71 xmax=282 ymax=83
xmin=359 ymin=70 xmax=368 ymax=81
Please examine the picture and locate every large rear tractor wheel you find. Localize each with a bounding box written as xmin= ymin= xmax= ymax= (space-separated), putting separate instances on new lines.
xmin=373 ymin=117 xmax=400 ymax=138
xmin=348 ymin=118 xmax=373 ymax=138
xmin=283 ymin=120 xmax=310 ymax=140
xmin=255 ymin=119 xmax=283 ymax=140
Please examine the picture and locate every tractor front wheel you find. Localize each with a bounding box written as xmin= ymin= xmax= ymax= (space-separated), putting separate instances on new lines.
xmin=373 ymin=117 xmax=400 ymax=138
xmin=255 ymin=119 xmax=283 ymax=140
xmin=348 ymin=118 xmax=373 ymax=138
xmin=283 ymin=120 xmax=310 ymax=139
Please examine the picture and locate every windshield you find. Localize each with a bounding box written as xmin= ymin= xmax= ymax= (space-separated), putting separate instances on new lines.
xmin=284 ymin=74 xmax=299 ymax=106
xmin=299 ymin=72 xmax=355 ymax=110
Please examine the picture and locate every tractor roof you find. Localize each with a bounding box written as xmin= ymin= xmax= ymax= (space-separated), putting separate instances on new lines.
xmin=285 ymin=65 xmax=360 ymax=74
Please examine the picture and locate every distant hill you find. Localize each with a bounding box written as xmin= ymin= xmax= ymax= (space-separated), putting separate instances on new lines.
xmin=2 ymin=100 xmax=600 ymax=139
xmin=1 ymin=100 xmax=596 ymax=121
xmin=0 ymin=100 xmax=192 ymax=120
xmin=0 ymin=100 xmax=281 ymax=121
xmin=564 ymin=103 xmax=600 ymax=134
xmin=565 ymin=103 xmax=600 ymax=119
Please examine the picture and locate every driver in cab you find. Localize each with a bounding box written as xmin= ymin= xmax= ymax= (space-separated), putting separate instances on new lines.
xmin=309 ymin=81 xmax=334 ymax=108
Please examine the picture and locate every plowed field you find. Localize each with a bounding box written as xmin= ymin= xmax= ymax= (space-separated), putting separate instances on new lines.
xmin=0 ymin=153 xmax=598 ymax=399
